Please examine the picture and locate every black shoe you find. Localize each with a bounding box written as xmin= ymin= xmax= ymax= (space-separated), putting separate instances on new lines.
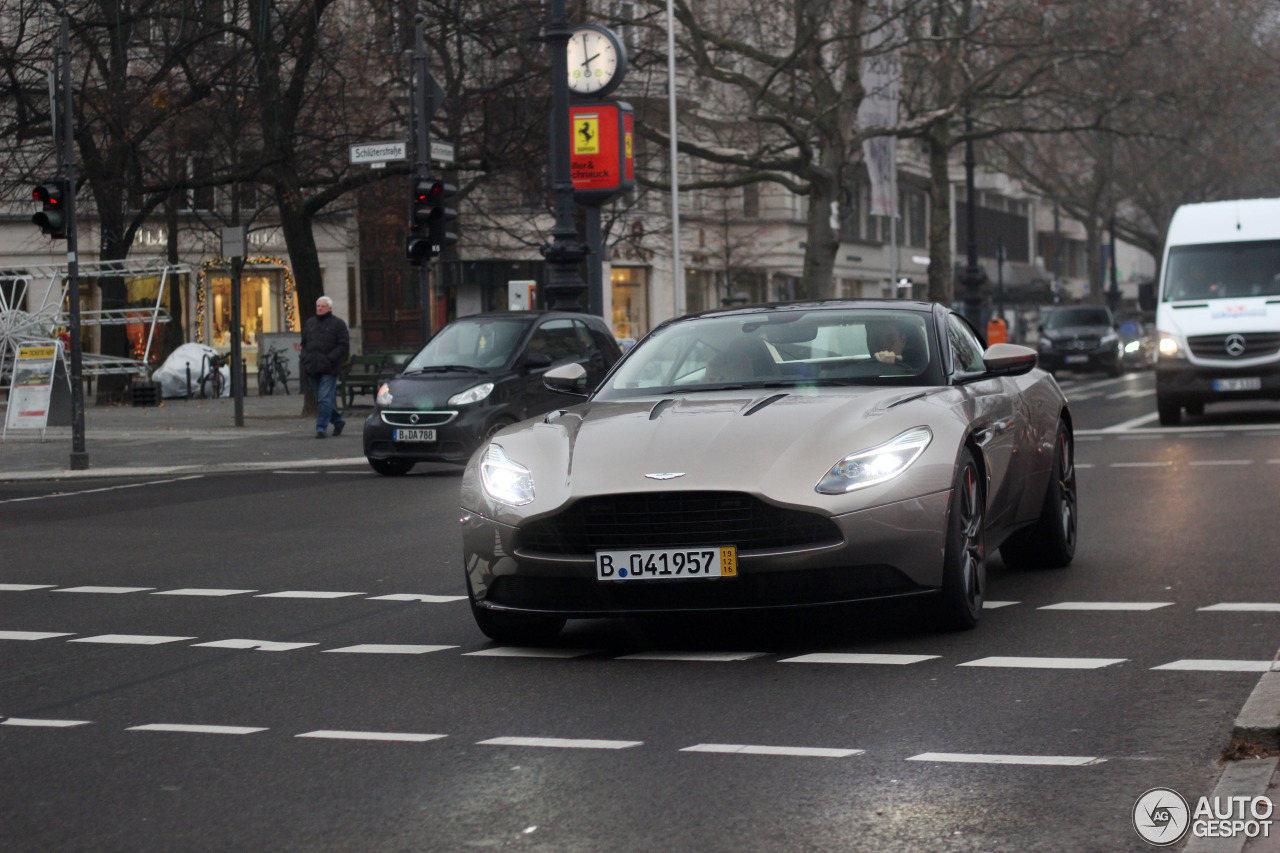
xmin=333 ymin=420 xmax=345 ymax=437
xmin=316 ymin=431 xmax=326 ymax=439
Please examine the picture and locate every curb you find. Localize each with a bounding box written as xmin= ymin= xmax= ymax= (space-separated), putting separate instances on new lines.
xmin=1183 ymin=757 xmax=1279 ymax=853
xmin=1236 ymin=671 xmax=1280 ymax=750
xmin=0 ymin=457 xmax=370 ymax=482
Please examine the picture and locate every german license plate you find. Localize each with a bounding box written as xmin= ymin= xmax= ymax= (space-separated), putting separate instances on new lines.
xmin=393 ymin=428 xmax=436 ymax=441
xmin=1213 ymin=377 xmax=1261 ymax=392
xmin=596 ymin=547 xmax=737 ymax=581
xmin=1064 ymin=354 xmax=1089 ymax=364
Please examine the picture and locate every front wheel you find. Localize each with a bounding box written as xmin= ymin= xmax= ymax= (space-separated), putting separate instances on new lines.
xmin=1000 ymin=423 xmax=1077 ymax=570
xmin=925 ymin=447 xmax=986 ymax=630
xmin=367 ymin=458 xmax=414 ymax=477
xmin=470 ymin=600 xmax=566 ymax=645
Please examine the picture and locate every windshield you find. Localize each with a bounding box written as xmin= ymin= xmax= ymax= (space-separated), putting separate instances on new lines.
xmin=1164 ymin=241 xmax=1280 ymax=302
xmin=1045 ymin=307 xmax=1112 ymax=329
xmin=405 ymin=318 xmax=531 ymax=371
xmin=595 ymin=309 xmax=939 ymax=400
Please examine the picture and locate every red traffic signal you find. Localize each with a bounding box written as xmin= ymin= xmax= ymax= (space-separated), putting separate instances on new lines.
xmin=32 ymin=179 xmax=68 ymax=239
xmin=409 ymin=179 xmax=458 ymax=262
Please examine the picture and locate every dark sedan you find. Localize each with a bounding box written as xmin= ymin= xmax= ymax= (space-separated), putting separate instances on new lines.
xmin=1036 ymin=306 xmax=1124 ymax=376
xmin=362 ymin=312 xmax=622 ymax=475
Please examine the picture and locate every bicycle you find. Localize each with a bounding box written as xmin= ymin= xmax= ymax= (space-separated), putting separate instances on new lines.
xmin=196 ymin=352 xmax=228 ymax=399
xmin=256 ymin=346 xmax=292 ymax=396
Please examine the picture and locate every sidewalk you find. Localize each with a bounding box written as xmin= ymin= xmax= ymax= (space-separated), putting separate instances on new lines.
xmin=0 ymin=392 xmax=370 ymax=481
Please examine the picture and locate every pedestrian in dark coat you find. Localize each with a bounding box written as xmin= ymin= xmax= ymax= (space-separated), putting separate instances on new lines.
xmin=300 ymin=296 xmax=349 ymax=437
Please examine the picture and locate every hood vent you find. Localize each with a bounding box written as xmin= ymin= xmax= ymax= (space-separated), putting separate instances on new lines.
xmin=743 ymin=393 xmax=788 ymax=416
xmin=649 ymin=398 xmax=678 ymax=420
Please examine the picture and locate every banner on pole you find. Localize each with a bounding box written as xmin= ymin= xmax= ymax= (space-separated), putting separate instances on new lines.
xmin=858 ymin=8 xmax=901 ymax=218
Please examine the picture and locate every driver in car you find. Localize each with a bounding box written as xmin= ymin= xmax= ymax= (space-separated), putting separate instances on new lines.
xmin=866 ymin=319 xmax=909 ymax=365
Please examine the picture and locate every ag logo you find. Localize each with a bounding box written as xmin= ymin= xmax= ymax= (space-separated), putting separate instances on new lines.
xmin=1133 ymin=787 xmax=1190 ymax=846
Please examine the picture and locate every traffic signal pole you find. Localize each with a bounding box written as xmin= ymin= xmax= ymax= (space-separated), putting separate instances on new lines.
xmin=59 ymin=12 xmax=87 ymax=470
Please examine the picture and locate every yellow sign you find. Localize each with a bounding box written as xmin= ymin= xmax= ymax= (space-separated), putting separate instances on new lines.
xmin=20 ymin=346 xmax=56 ymax=359
xmin=573 ymin=115 xmax=600 ymax=155
xmin=625 ymin=132 xmax=633 ymax=160
xmin=720 ymin=547 xmax=738 ymax=577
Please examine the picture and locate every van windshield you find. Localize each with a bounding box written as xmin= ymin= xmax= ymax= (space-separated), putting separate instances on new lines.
xmin=1164 ymin=241 xmax=1280 ymax=302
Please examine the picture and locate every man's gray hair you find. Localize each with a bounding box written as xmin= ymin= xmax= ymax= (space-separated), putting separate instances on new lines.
xmin=316 ymin=296 xmax=333 ymax=307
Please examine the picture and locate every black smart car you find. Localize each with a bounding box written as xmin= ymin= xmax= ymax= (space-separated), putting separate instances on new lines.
xmin=1035 ymin=306 xmax=1124 ymax=377
xmin=362 ymin=311 xmax=623 ymax=475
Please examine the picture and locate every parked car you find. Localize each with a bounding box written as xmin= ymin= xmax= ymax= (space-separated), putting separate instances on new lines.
xmin=362 ymin=312 xmax=623 ymax=475
xmin=461 ymin=300 xmax=1076 ymax=643
xmin=1036 ymin=305 xmax=1124 ymax=376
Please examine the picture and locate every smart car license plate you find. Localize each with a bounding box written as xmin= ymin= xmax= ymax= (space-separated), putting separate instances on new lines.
xmin=393 ymin=428 xmax=436 ymax=442
xmin=596 ymin=547 xmax=737 ymax=581
xmin=1064 ymin=354 xmax=1089 ymax=364
xmin=1213 ymin=377 xmax=1261 ymax=392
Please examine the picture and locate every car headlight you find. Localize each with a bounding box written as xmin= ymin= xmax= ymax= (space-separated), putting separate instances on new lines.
xmin=449 ymin=382 xmax=495 ymax=407
xmin=1158 ymin=332 xmax=1184 ymax=359
xmin=376 ymin=383 xmax=393 ymax=406
xmin=1037 ymin=338 xmax=1054 ymax=351
xmin=1124 ymin=339 xmax=1141 ymax=353
xmin=479 ymin=444 xmax=535 ymax=506
xmin=815 ymin=426 xmax=933 ymax=495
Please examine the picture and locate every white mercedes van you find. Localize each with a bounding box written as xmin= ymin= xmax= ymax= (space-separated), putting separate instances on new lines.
xmin=1155 ymin=198 xmax=1280 ymax=425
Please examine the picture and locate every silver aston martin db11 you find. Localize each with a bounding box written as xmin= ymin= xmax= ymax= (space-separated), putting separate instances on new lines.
xmin=460 ymin=300 xmax=1076 ymax=643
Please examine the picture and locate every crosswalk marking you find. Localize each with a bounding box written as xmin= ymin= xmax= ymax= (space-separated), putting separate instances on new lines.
xmin=680 ymin=743 xmax=863 ymax=758
xmin=254 ymin=591 xmax=364 ymax=599
xmin=959 ymin=657 xmax=1127 ymax=669
xmin=0 ymin=584 xmax=55 ymax=592
xmin=983 ymin=601 xmax=1020 ymax=609
xmin=366 ymin=594 xmax=467 ymax=603
xmin=324 ymin=644 xmax=457 ymax=655
xmin=618 ymin=651 xmax=766 ymax=662
xmin=1039 ymin=602 xmax=1172 ymax=611
xmin=153 ymin=588 xmax=257 ymax=597
xmin=2 ymin=717 xmax=91 ymax=727
xmin=55 ymin=586 xmax=156 ymax=594
xmin=1151 ymin=660 xmax=1273 ymax=672
xmin=478 ymin=736 xmax=642 ymax=750
xmin=68 ymin=634 xmax=196 ymax=645
xmin=1188 ymin=459 xmax=1253 ymax=466
xmin=0 ymin=630 xmax=74 ymax=641
xmin=465 ymin=647 xmax=599 ymax=659
xmin=296 ymin=730 xmax=447 ymax=742
xmin=192 ymin=639 xmax=320 ymax=652
xmin=127 ymin=723 xmax=266 ymax=735
xmin=779 ymin=653 xmax=939 ymax=665
xmin=907 ymin=752 xmax=1105 ymax=766
xmin=1199 ymin=603 xmax=1280 ymax=612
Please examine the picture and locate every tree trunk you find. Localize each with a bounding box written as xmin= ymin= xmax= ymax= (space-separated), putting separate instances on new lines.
xmin=277 ymin=188 xmax=323 ymax=415
xmin=926 ymin=126 xmax=954 ymax=305
xmin=800 ymin=176 xmax=840 ymax=300
xmin=1085 ymin=219 xmax=1105 ymax=304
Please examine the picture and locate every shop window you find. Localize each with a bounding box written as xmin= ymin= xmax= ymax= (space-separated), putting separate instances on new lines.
xmin=611 ymin=266 xmax=648 ymax=342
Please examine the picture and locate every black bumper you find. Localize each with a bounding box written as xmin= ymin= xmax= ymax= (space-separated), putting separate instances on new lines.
xmin=1156 ymin=360 xmax=1280 ymax=405
xmin=363 ymin=410 xmax=486 ymax=465
xmin=1039 ymin=348 xmax=1121 ymax=373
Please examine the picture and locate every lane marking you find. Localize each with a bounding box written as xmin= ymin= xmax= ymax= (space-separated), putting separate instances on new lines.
xmin=0 ymin=475 xmax=204 ymax=504
xmin=1117 ymin=434 xmax=1164 ymax=441
xmin=0 ymin=584 xmax=56 ymax=592
xmin=324 ymin=644 xmax=457 ymax=655
xmin=1099 ymin=412 xmax=1161 ymax=432
xmin=127 ymin=723 xmax=266 ymax=735
xmin=958 ymin=657 xmax=1126 ymax=669
xmin=0 ymin=630 xmax=75 ymax=641
xmin=907 ymin=752 xmax=1105 ymax=766
xmin=1270 ymin=460 xmax=1280 ymax=464
xmin=366 ymin=594 xmax=467 ymax=603
xmin=55 ymin=586 xmax=156 ymax=594
xmin=1075 ymin=463 xmax=1096 ymax=468
xmin=1110 ymin=462 xmax=1172 ymax=468
xmin=3 ymin=718 xmax=91 ymax=727
xmin=296 ymin=730 xmax=447 ymax=743
xmin=1080 ymin=422 xmax=1280 ymax=436
xmin=681 ymin=743 xmax=863 ymax=758
xmin=464 ymin=647 xmax=599 ymax=659
xmin=617 ymin=651 xmax=767 ymax=662
xmin=1199 ymin=603 xmax=1280 ymax=612
xmin=477 ymin=736 xmax=642 ymax=750
xmin=1188 ymin=460 xmax=1253 ymax=466
xmin=254 ymin=591 xmax=364 ymax=599
xmin=779 ymin=653 xmax=939 ymax=665
xmin=153 ymin=588 xmax=258 ymax=597
xmin=68 ymin=634 xmax=196 ymax=645
xmin=1152 ymin=660 xmax=1272 ymax=672
xmin=192 ymin=639 xmax=319 ymax=652
xmin=1039 ymin=602 xmax=1173 ymax=611
xmin=1106 ymin=389 xmax=1156 ymax=399
xmin=983 ymin=601 xmax=1019 ymax=609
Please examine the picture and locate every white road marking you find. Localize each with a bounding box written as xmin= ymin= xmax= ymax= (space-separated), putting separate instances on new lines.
xmin=1152 ymin=660 xmax=1273 ymax=672
xmin=907 ymin=752 xmax=1105 ymax=766
xmin=1117 ymin=434 xmax=1164 ymax=441
xmin=464 ymin=647 xmax=599 ymax=659
xmin=1081 ymin=422 xmax=1280 ymax=436
xmin=55 ymin=586 xmax=156 ymax=594
xmin=2 ymin=718 xmax=92 ymax=727
xmin=681 ymin=743 xmax=863 ymax=758
xmin=1199 ymin=603 xmax=1280 ymax=612
xmin=982 ymin=601 xmax=1019 ymax=609
xmin=0 ymin=630 xmax=75 ymax=640
xmin=478 ymin=736 xmax=642 ymax=750
xmin=1106 ymin=389 xmax=1157 ymax=399
xmin=192 ymin=639 xmax=319 ymax=652
xmin=1188 ymin=459 xmax=1253 ymax=466
xmin=0 ymin=584 xmax=56 ymax=591
xmin=68 ymin=634 xmax=196 ymax=645
xmin=1075 ymin=463 xmax=1096 ymax=468
xmin=0 ymin=475 xmax=203 ymax=504
xmin=153 ymin=588 xmax=258 ymax=597
xmin=296 ymin=730 xmax=447 ymax=742
xmin=1066 ymin=392 xmax=1098 ymax=401
xmin=366 ymin=594 xmax=468 ymax=603
xmin=1099 ymin=412 xmax=1162 ymax=432
xmin=1110 ymin=461 xmax=1172 ymax=468
xmin=1270 ymin=459 xmax=1280 ymax=464
xmin=254 ymin=591 xmax=364 ymax=599
xmin=127 ymin=723 xmax=266 ymax=735
xmin=959 ymin=657 xmax=1126 ymax=669
xmin=779 ymin=653 xmax=939 ymax=665
xmin=1039 ymin=602 xmax=1172 ymax=611
xmin=617 ymin=651 xmax=767 ymax=662
xmin=324 ymin=644 xmax=457 ymax=655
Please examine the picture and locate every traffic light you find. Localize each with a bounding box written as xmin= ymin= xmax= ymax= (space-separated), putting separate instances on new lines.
xmin=32 ymin=179 xmax=69 ymax=239
xmin=411 ymin=178 xmax=457 ymax=260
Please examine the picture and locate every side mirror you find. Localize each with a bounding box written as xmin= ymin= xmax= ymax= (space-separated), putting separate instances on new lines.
xmin=982 ymin=343 xmax=1038 ymax=376
xmin=543 ymin=362 xmax=589 ymax=396
xmin=521 ymin=351 xmax=553 ymax=372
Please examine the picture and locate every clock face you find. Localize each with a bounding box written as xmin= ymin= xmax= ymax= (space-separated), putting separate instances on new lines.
xmin=567 ymin=26 xmax=623 ymax=94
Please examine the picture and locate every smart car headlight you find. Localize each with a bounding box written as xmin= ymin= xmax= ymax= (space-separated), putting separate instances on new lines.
xmin=449 ymin=382 xmax=495 ymax=406
xmin=816 ymin=426 xmax=933 ymax=495
xmin=376 ymin=383 xmax=393 ymax=406
xmin=479 ymin=444 xmax=535 ymax=506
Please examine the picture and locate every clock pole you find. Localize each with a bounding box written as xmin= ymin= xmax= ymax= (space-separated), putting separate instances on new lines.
xmin=541 ymin=0 xmax=588 ymax=311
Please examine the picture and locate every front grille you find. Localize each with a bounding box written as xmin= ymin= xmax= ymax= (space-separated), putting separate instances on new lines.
xmin=1187 ymin=333 xmax=1280 ymax=359
xmin=381 ymin=410 xmax=457 ymax=427
xmin=1051 ymin=335 xmax=1101 ymax=351
xmin=517 ymin=491 xmax=843 ymax=556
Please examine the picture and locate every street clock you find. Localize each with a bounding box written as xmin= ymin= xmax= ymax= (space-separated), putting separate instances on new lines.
xmin=566 ymin=24 xmax=627 ymax=97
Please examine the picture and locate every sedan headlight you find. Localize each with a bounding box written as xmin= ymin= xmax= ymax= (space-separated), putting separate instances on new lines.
xmin=1037 ymin=337 xmax=1054 ymax=352
xmin=1124 ymin=339 xmax=1141 ymax=353
xmin=816 ymin=426 xmax=933 ymax=495
xmin=376 ymin=383 xmax=393 ymax=406
xmin=479 ymin=444 xmax=535 ymax=506
xmin=1158 ymin=332 xmax=1184 ymax=359
xmin=449 ymin=382 xmax=495 ymax=407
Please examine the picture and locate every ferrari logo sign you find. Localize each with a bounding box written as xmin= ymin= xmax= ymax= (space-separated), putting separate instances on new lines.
xmin=568 ymin=101 xmax=634 ymax=202
xmin=574 ymin=115 xmax=600 ymax=155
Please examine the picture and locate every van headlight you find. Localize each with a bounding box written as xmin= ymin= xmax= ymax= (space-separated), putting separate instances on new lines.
xmin=449 ymin=382 xmax=495 ymax=406
xmin=816 ymin=426 xmax=932 ymax=494
xmin=1158 ymin=333 xmax=1184 ymax=359
xmin=376 ymin=383 xmax=393 ymax=406
xmin=480 ymin=444 xmax=535 ymax=506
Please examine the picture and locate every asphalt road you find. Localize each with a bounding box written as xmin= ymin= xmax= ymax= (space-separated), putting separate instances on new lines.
xmin=2 ymin=370 xmax=1279 ymax=852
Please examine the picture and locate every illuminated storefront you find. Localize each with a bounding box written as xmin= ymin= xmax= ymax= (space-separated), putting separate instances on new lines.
xmin=202 ymin=267 xmax=297 ymax=370
xmin=610 ymin=266 xmax=648 ymax=342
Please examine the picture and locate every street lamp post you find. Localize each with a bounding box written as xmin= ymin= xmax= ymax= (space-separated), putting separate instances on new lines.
xmin=958 ymin=115 xmax=987 ymax=329
xmin=540 ymin=0 xmax=588 ymax=311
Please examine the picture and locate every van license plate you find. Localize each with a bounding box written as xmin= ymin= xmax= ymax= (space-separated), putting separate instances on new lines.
xmin=393 ymin=428 xmax=436 ymax=441
xmin=1213 ymin=377 xmax=1261 ymax=392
